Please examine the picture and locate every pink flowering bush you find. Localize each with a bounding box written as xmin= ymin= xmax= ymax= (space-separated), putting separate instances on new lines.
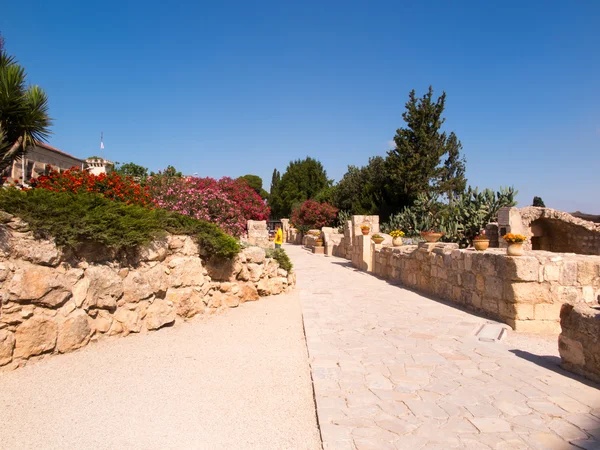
xmin=147 ymin=174 xmax=269 ymax=237
xmin=291 ymin=200 xmax=338 ymax=233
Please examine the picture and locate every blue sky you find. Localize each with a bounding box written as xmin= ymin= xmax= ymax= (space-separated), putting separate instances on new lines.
xmin=2 ymin=1 xmax=599 ymax=212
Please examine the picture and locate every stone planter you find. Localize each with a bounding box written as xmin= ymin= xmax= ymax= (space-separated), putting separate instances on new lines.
xmin=392 ymin=237 xmax=403 ymax=247
xmin=420 ymin=231 xmax=443 ymax=243
xmin=473 ymin=239 xmax=490 ymax=251
xmin=507 ymin=242 xmax=524 ymax=256
xmin=372 ymin=237 xmax=384 ymax=245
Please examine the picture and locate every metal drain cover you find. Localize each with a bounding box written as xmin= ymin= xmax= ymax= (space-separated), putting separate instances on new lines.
xmin=476 ymin=324 xmax=506 ymax=342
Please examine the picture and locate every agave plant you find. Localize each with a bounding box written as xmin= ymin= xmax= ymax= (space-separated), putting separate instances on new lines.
xmin=0 ymin=46 xmax=53 ymax=173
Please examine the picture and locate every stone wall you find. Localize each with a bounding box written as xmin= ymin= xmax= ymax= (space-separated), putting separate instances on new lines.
xmin=247 ymin=220 xmax=269 ymax=247
xmin=559 ymin=303 xmax=600 ymax=383
xmin=0 ymin=215 xmax=294 ymax=371
xmin=369 ymin=243 xmax=600 ymax=333
xmin=499 ymin=207 xmax=600 ymax=255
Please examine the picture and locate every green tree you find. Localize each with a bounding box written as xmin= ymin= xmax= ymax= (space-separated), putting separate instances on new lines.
xmin=386 ymin=86 xmax=467 ymax=207
xmin=532 ymin=196 xmax=546 ymax=207
xmin=239 ymin=174 xmax=268 ymax=199
xmin=0 ymin=38 xmax=53 ymax=173
xmin=272 ymin=157 xmax=331 ymax=218
xmin=333 ymin=156 xmax=392 ymax=217
xmin=268 ymin=168 xmax=283 ymax=218
xmin=150 ymin=165 xmax=182 ymax=177
xmin=114 ymin=161 xmax=149 ymax=182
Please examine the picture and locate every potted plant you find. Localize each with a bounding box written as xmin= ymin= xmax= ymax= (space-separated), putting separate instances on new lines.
xmin=420 ymin=230 xmax=444 ymax=243
xmin=473 ymin=230 xmax=490 ymax=251
xmin=503 ymin=233 xmax=527 ymax=256
xmin=389 ymin=230 xmax=405 ymax=247
xmin=314 ymin=237 xmax=323 ymax=247
xmin=371 ymin=234 xmax=385 ymax=245
xmin=360 ymin=224 xmax=371 ymax=235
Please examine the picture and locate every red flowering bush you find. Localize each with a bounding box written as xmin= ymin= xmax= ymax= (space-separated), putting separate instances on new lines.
xmin=291 ymin=200 xmax=338 ymax=233
xmin=147 ymin=174 xmax=269 ymax=237
xmin=30 ymin=167 xmax=155 ymax=207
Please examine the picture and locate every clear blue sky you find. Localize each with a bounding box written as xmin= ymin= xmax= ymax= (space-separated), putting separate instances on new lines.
xmin=2 ymin=1 xmax=599 ymax=212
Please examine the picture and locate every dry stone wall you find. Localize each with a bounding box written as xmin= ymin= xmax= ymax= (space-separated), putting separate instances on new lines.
xmin=0 ymin=215 xmax=294 ymax=370
xmin=371 ymin=243 xmax=600 ymax=333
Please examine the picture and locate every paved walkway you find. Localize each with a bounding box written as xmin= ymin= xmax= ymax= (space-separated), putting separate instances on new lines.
xmin=288 ymin=245 xmax=600 ymax=450
xmin=0 ymin=294 xmax=321 ymax=450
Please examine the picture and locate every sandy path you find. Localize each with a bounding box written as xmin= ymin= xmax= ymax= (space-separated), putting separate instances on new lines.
xmin=0 ymin=293 xmax=321 ymax=450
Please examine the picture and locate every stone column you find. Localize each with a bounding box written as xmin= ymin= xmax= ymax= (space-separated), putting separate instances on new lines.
xmin=280 ymin=219 xmax=290 ymax=243
xmin=352 ymin=235 xmax=373 ymax=272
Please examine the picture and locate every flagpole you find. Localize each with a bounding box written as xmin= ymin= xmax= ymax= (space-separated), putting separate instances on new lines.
xmin=100 ymin=132 xmax=104 ymax=158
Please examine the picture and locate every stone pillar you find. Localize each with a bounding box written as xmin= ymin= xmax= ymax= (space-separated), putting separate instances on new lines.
xmin=497 ymin=207 xmax=528 ymax=249
xmin=280 ymin=219 xmax=290 ymax=243
xmin=351 ymin=215 xmax=380 ymax=238
xmin=247 ymin=220 xmax=269 ymax=247
xmin=352 ymin=235 xmax=373 ymax=272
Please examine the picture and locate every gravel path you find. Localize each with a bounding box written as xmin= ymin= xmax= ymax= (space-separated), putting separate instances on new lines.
xmin=0 ymin=293 xmax=321 ymax=450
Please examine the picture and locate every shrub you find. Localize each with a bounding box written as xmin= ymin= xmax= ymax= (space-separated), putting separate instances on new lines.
xmin=291 ymin=200 xmax=338 ymax=234
xmin=147 ymin=174 xmax=269 ymax=237
xmin=266 ymin=247 xmax=293 ymax=272
xmin=29 ymin=166 xmax=155 ymax=207
xmin=0 ymin=188 xmax=240 ymax=258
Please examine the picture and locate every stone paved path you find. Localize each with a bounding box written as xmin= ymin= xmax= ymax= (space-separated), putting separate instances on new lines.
xmin=288 ymin=245 xmax=600 ymax=450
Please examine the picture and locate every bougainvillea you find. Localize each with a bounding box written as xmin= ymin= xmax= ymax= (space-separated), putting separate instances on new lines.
xmin=147 ymin=174 xmax=269 ymax=237
xmin=29 ymin=167 xmax=155 ymax=207
xmin=291 ymin=200 xmax=338 ymax=233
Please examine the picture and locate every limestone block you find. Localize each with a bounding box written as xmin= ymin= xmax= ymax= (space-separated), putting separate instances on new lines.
xmin=257 ymin=277 xmax=286 ymax=296
xmin=560 ymin=261 xmax=578 ymax=285
xmin=499 ymin=301 xmax=534 ymax=320
xmin=247 ymin=263 xmax=263 ymax=282
xmin=511 ymin=319 xmax=560 ymax=334
xmin=243 ymin=246 xmax=266 ymax=264
xmin=114 ymin=307 xmax=142 ymax=334
xmin=206 ymin=256 xmax=243 ymax=282
xmin=165 ymin=287 xmax=204 ymax=318
xmin=222 ymin=294 xmax=240 ymax=308
xmin=92 ymin=311 xmax=113 ymax=333
xmin=578 ymin=261 xmax=598 ymax=285
xmin=145 ymin=299 xmax=176 ymax=330
xmin=237 ymin=283 xmax=260 ymax=302
xmin=544 ymin=264 xmax=561 ymax=282
xmin=505 ymin=282 xmax=551 ymax=304
xmin=136 ymin=236 xmax=168 ymax=262
xmin=559 ymin=335 xmax=585 ymax=366
xmin=84 ymin=265 xmax=124 ymax=310
xmin=144 ymin=263 xmax=169 ymax=296
xmin=168 ymin=257 xmax=205 ymax=288
xmin=0 ymin=329 xmax=15 ymax=366
xmin=12 ymin=234 xmax=62 ymax=267
xmin=122 ymin=270 xmax=154 ymax=303
xmin=534 ymin=303 xmax=563 ymax=321
xmin=484 ymin=276 xmax=503 ymax=299
xmin=7 ymin=262 xmax=69 ymax=304
xmin=14 ymin=316 xmax=58 ymax=359
xmin=57 ymin=310 xmax=91 ymax=353
xmin=504 ymin=257 xmax=539 ymax=281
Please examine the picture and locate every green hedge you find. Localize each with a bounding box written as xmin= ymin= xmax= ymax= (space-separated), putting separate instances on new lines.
xmin=265 ymin=247 xmax=293 ymax=273
xmin=0 ymin=188 xmax=240 ymax=258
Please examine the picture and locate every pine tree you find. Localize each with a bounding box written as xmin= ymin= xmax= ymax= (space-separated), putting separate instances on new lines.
xmin=386 ymin=86 xmax=467 ymax=207
xmin=532 ymin=196 xmax=546 ymax=207
xmin=268 ymin=168 xmax=282 ymax=218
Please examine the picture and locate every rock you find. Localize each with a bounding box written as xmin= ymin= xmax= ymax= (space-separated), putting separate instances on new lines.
xmin=38 ymin=289 xmax=72 ymax=308
xmin=107 ymin=319 xmax=124 ymax=336
xmin=7 ymin=262 xmax=67 ymax=302
xmin=11 ymin=233 xmax=62 ymax=266
xmin=220 ymin=282 xmax=232 ymax=293
xmin=165 ymin=287 xmax=204 ymax=318
xmin=277 ymin=268 xmax=288 ymax=277
xmin=84 ymin=265 xmax=124 ymax=310
xmin=206 ymin=256 xmax=243 ymax=281
xmin=13 ymin=316 xmax=58 ymax=359
xmin=256 ymin=277 xmax=286 ymax=296
xmin=0 ymin=263 xmax=9 ymax=282
xmin=145 ymin=299 xmax=176 ymax=330
xmin=136 ymin=237 xmax=168 ymax=262
xmin=237 ymin=264 xmax=250 ymax=281
xmin=168 ymin=257 xmax=205 ymax=287
xmin=93 ymin=311 xmax=113 ymax=333
xmin=114 ymin=308 xmax=141 ymax=334
xmin=144 ymin=264 xmax=169 ymax=297
xmin=265 ymin=259 xmax=279 ymax=277
xmin=71 ymin=278 xmax=90 ymax=308
xmin=168 ymin=235 xmax=199 ymax=255
xmin=247 ymin=263 xmax=263 ymax=282
xmin=0 ymin=329 xmax=15 ymax=366
xmin=208 ymin=291 xmax=223 ymax=309
xmin=222 ymin=294 xmax=240 ymax=308
xmin=57 ymin=311 xmax=91 ymax=353
xmin=243 ymin=247 xmax=266 ymax=264
xmin=122 ymin=270 xmax=154 ymax=303
xmin=287 ymin=272 xmax=296 ymax=286
xmin=238 ymin=283 xmax=260 ymax=302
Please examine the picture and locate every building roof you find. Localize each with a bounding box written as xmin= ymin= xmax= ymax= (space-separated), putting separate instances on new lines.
xmin=34 ymin=141 xmax=85 ymax=163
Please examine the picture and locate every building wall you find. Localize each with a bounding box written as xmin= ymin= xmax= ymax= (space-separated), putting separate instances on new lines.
xmin=9 ymin=145 xmax=83 ymax=181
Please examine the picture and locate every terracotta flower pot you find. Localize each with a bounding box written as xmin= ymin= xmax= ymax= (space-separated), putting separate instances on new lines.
xmin=507 ymin=242 xmax=524 ymax=256
xmin=392 ymin=237 xmax=403 ymax=247
xmin=361 ymin=228 xmax=370 ymax=235
xmin=315 ymin=239 xmax=323 ymax=247
xmin=420 ymin=231 xmax=443 ymax=243
xmin=372 ymin=237 xmax=384 ymax=245
xmin=473 ymin=239 xmax=490 ymax=251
